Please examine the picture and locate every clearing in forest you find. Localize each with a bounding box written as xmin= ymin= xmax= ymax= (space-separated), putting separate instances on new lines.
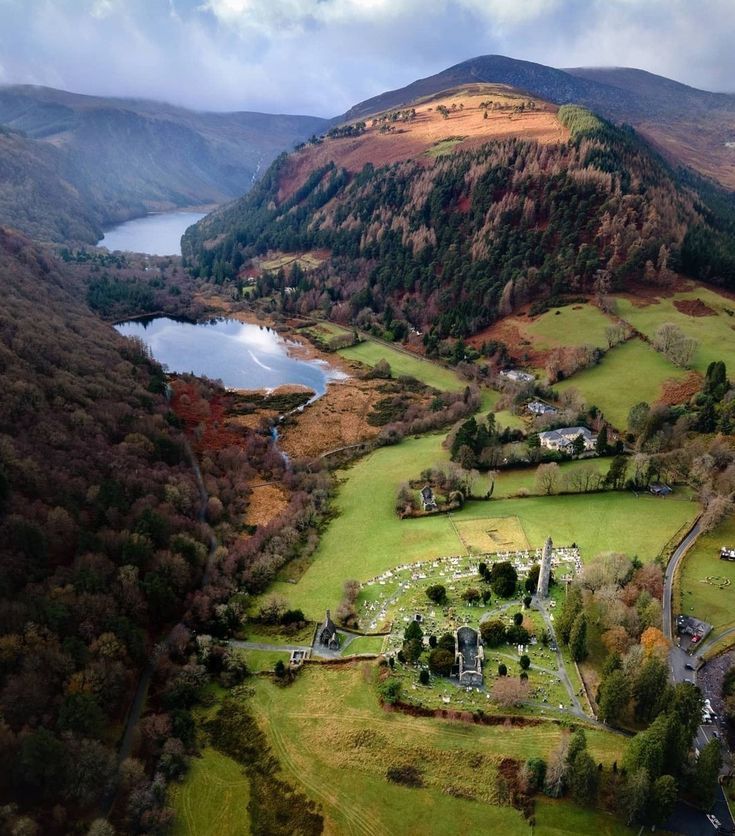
xmin=615 ymin=285 xmax=735 ymax=374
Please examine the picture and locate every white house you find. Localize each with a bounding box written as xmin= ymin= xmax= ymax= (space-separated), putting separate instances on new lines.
xmin=499 ymin=369 xmax=535 ymax=384
xmin=527 ymin=400 xmax=557 ymax=416
xmin=538 ymin=426 xmax=596 ymax=452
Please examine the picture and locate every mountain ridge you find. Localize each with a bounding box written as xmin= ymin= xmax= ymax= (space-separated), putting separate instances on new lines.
xmin=339 ymin=55 xmax=735 ymax=190
xmin=0 ymin=84 xmax=329 ymax=243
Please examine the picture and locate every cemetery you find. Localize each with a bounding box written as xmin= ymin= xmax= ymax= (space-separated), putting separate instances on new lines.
xmin=356 ymin=544 xmax=584 ymax=716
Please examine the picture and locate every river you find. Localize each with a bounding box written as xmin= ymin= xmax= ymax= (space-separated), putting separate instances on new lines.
xmin=100 ymin=210 xmax=207 ymax=256
xmin=115 ymin=316 xmax=345 ymax=397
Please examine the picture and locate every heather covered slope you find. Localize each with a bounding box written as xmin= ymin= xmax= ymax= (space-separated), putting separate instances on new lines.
xmin=0 ymin=85 xmax=329 ymax=242
xmin=341 ymin=55 xmax=735 ymax=190
xmin=183 ymin=101 xmax=735 ymax=339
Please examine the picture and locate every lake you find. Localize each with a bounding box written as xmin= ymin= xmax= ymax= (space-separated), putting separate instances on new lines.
xmin=115 ymin=317 xmax=345 ymax=397
xmin=100 ymin=210 xmax=207 ymax=256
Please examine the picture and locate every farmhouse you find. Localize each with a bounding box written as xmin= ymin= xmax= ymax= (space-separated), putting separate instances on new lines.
xmin=420 ymin=484 xmax=438 ymax=511
xmin=527 ymin=400 xmax=557 ymax=416
xmin=538 ymin=426 xmax=596 ymax=452
xmin=454 ymin=626 xmax=483 ymax=686
xmin=318 ymin=610 xmax=340 ymax=650
xmin=499 ymin=369 xmax=535 ymax=384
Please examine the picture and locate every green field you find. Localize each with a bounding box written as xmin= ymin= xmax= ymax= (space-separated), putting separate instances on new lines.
xmin=170 ymin=747 xmax=250 ymax=836
xmin=555 ymin=338 xmax=687 ymax=429
xmin=338 ymin=340 xmax=465 ymax=391
xmin=342 ymin=635 xmax=386 ymax=656
xmin=481 ymin=388 xmax=526 ymax=430
xmin=534 ymin=797 xmax=632 ymax=835
xmin=491 ymin=458 xmax=614 ymax=498
xmin=239 ymin=649 xmax=291 ymax=673
xmin=249 ymin=663 xmax=627 ymax=836
xmin=269 ymin=433 xmax=698 ymax=618
xmin=677 ymin=515 xmax=735 ymax=631
xmin=616 ymin=287 xmax=735 ymax=374
xmin=524 ymin=304 xmax=614 ymax=351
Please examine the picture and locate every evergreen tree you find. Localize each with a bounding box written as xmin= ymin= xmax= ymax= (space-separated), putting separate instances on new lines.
xmin=556 ymin=585 xmax=583 ymax=645
xmin=633 ymin=657 xmax=670 ymax=722
xmin=569 ymin=612 xmax=588 ymax=661
xmin=649 ymin=774 xmax=677 ymax=825
xmin=692 ymin=740 xmax=722 ymax=808
xmin=598 ymin=669 xmax=629 ymax=725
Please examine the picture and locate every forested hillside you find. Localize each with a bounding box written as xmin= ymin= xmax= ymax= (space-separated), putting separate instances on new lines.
xmin=0 ymin=126 xmax=105 ymax=243
xmin=0 ymin=227 xmax=214 ymax=827
xmin=0 ymin=85 xmax=328 ymax=243
xmin=183 ymin=103 xmax=735 ymax=340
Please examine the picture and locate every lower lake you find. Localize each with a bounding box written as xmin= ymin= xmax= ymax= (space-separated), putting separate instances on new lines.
xmin=100 ymin=210 xmax=207 ymax=256
xmin=115 ymin=317 xmax=345 ymax=397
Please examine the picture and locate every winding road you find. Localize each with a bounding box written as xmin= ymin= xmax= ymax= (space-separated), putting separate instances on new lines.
xmin=661 ymin=519 xmax=735 ymax=835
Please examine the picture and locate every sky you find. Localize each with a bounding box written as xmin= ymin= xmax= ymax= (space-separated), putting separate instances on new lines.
xmin=0 ymin=0 xmax=733 ymax=115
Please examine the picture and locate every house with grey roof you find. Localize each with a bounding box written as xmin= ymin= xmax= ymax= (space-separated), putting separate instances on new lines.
xmin=527 ymin=400 xmax=557 ymax=416
xmin=538 ymin=426 xmax=596 ymax=452
xmin=499 ymin=369 xmax=535 ymax=384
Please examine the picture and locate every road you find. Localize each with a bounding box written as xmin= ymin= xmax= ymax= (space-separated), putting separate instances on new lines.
xmin=663 ymin=519 xmax=701 ymax=642
xmin=662 ymin=520 xmax=735 ymax=835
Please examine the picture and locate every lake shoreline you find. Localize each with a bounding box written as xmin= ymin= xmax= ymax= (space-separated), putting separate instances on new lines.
xmin=99 ymin=208 xmax=213 ymax=256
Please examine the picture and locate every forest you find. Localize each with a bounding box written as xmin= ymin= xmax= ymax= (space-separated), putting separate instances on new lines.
xmin=0 ymin=228 xmax=337 ymax=833
xmin=183 ymin=106 xmax=735 ymax=341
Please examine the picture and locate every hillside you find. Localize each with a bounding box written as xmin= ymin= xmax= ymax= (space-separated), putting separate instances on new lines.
xmin=183 ymin=93 xmax=735 ymax=339
xmin=341 ymin=55 xmax=735 ymax=190
xmin=0 ymin=85 xmax=329 ymax=242
xmin=0 ymin=126 xmax=104 ymax=242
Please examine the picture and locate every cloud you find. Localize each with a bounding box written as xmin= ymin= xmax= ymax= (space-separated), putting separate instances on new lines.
xmin=0 ymin=0 xmax=732 ymax=114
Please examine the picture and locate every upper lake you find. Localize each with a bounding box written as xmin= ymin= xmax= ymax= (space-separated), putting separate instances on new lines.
xmin=115 ymin=317 xmax=345 ymax=397
xmin=100 ymin=210 xmax=207 ymax=256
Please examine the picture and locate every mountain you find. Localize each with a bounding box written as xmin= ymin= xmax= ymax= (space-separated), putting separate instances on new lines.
xmin=0 ymin=85 xmax=329 ymax=243
xmin=0 ymin=125 xmax=104 ymax=242
xmin=342 ymin=55 xmax=735 ymax=190
xmin=183 ymin=86 xmax=735 ymax=339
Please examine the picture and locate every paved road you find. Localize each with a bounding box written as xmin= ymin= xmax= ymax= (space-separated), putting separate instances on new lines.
xmin=663 ymin=519 xmax=701 ymax=641
xmin=662 ymin=520 xmax=735 ymax=835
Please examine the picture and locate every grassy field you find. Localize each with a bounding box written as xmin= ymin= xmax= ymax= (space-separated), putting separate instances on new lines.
xmin=555 ymin=338 xmax=687 ymax=429
xmin=534 ymin=797 xmax=632 ymax=835
xmin=677 ymin=514 xmax=735 ymax=631
xmin=338 ymin=340 xmax=465 ymax=391
xmin=523 ymin=304 xmax=614 ymax=351
xmin=239 ymin=649 xmax=291 ymax=673
xmin=268 ymin=433 xmax=698 ymax=618
xmin=491 ymin=458 xmax=614 ymax=499
xmin=170 ymin=747 xmax=250 ymax=836
xmin=616 ymin=286 xmax=735 ymax=374
xmin=481 ymin=388 xmax=526 ymax=430
xmin=249 ymin=663 xmax=627 ymax=836
xmin=342 ymin=635 xmax=386 ymax=656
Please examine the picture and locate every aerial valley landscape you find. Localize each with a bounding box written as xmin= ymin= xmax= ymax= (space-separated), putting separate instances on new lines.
xmin=3 ymin=3 xmax=735 ymax=835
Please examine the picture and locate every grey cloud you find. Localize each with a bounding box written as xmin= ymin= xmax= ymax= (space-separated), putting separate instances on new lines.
xmin=0 ymin=0 xmax=733 ymax=114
